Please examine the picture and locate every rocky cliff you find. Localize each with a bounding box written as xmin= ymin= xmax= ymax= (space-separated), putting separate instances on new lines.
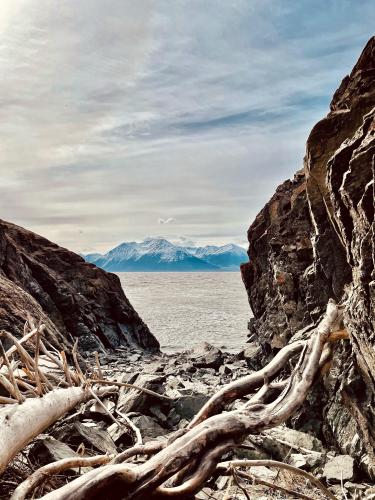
xmin=242 ymin=37 xmax=375 ymax=478
xmin=0 ymin=219 xmax=159 ymax=352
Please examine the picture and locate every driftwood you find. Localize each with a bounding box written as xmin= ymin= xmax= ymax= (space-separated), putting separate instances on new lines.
xmin=0 ymin=322 xmax=169 ymax=484
xmin=10 ymin=299 xmax=345 ymax=500
xmin=11 ymin=455 xmax=113 ymax=500
xmin=0 ymin=324 xmax=116 ymax=475
xmin=0 ymin=385 xmax=116 ymax=476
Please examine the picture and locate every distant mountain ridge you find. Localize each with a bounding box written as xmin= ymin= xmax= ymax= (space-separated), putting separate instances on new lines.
xmin=84 ymin=238 xmax=248 ymax=272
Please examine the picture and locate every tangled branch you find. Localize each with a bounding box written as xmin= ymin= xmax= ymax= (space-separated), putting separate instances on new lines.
xmin=16 ymin=299 xmax=345 ymax=500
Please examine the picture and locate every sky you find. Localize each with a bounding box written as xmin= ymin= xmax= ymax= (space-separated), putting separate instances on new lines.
xmin=0 ymin=1 xmax=374 ymax=253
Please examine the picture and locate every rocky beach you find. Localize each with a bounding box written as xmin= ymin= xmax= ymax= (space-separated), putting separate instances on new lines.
xmin=1 ymin=340 xmax=372 ymax=498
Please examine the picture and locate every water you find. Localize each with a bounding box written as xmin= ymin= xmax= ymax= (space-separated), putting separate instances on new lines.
xmin=117 ymin=272 xmax=251 ymax=352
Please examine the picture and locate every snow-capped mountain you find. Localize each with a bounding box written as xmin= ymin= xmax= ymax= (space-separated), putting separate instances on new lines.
xmin=84 ymin=238 xmax=248 ymax=272
xmin=185 ymin=243 xmax=248 ymax=270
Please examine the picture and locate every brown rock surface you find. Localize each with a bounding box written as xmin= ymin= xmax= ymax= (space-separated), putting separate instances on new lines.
xmin=0 ymin=219 xmax=159 ymax=352
xmin=241 ymin=37 xmax=375 ymax=478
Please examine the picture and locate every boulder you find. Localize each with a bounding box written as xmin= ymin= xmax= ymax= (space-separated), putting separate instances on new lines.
xmin=260 ymin=426 xmax=323 ymax=458
xmin=131 ymin=415 xmax=168 ymax=442
xmin=249 ymin=466 xmax=277 ymax=482
xmin=29 ymin=436 xmax=90 ymax=473
xmin=117 ymin=373 xmax=166 ymax=414
xmin=174 ymin=393 xmax=210 ymax=420
xmin=242 ymin=342 xmax=263 ymax=369
xmin=54 ymin=422 xmax=117 ymax=455
xmin=0 ymin=218 xmax=159 ymax=352
xmin=187 ymin=342 xmax=223 ymax=369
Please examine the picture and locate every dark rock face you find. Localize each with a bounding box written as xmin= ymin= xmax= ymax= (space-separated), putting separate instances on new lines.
xmin=241 ymin=169 xmax=315 ymax=354
xmin=241 ymin=37 xmax=375 ymax=478
xmin=0 ymin=219 xmax=159 ymax=352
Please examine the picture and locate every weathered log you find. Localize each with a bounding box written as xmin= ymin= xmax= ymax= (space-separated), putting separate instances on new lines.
xmin=0 ymin=385 xmax=110 ymax=475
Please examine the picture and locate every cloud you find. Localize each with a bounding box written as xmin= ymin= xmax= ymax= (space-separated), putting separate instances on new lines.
xmin=0 ymin=0 xmax=374 ymax=252
xmin=170 ymin=236 xmax=196 ymax=248
xmin=158 ymin=217 xmax=175 ymax=225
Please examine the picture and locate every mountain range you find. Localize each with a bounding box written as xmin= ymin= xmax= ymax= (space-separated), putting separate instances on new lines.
xmin=84 ymin=238 xmax=248 ymax=272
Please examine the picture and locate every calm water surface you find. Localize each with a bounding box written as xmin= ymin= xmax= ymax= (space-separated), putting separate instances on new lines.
xmin=117 ymin=272 xmax=251 ymax=352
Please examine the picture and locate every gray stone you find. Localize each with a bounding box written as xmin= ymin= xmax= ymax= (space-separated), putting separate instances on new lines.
xmin=117 ymin=372 xmax=165 ymax=414
xmin=29 ymin=436 xmax=90 ymax=473
xmin=179 ymin=362 xmax=197 ymax=374
xmin=107 ymin=422 xmax=133 ymax=447
xmin=131 ymin=415 xmax=168 ymax=442
xmin=235 ymin=440 xmax=270 ymax=461
xmin=323 ymin=455 xmax=354 ymax=483
xmin=219 ymin=363 xmax=235 ymax=375
xmin=174 ymin=393 xmax=209 ymax=420
xmin=128 ymin=353 xmax=141 ymax=363
xmin=242 ymin=342 xmax=263 ymax=369
xmin=54 ymin=422 xmax=117 ymax=455
xmin=363 ymin=486 xmax=375 ymax=498
xmin=249 ymin=466 xmax=278 ymax=482
xmin=89 ymin=398 xmax=115 ymax=418
xmin=187 ymin=342 xmax=223 ymax=369
xmin=289 ymin=453 xmax=307 ymax=469
xmin=177 ymin=419 xmax=189 ymax=430
xmin=305 ymin=451 xmax=323 ymax=469
xmin=344 ymin=482 xmax=367 ymax=493
xmin=143 ymin=361 xmax=166 ymax=373
xmin=149 ymin=405 xmax=168 ymax=424
xmin=195 ymin=488 xmax=215 ymax=499
xmin=328 ymin=485 xmax=345 ymax=497
xmin=216 ymin=476 xmax=230 ymax=490
xmin=173 ymin=378 xmax=210 ymax=396
xmin=262 ymin=426 xmax=323 ymax=457
xmin=167 ymin=408 xmax=181 ymax=426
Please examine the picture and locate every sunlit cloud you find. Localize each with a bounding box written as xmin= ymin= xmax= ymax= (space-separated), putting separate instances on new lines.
xmin=0 ymin=0 xmax=374 ymax=252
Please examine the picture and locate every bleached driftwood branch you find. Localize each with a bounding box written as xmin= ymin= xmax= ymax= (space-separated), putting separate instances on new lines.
xmin=0 ymin=321 xmax=167 ymax=481
xmin=26 ymin=299 xmax=346 ymax=500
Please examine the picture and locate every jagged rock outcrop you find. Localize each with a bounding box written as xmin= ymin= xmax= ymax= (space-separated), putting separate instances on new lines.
xmin=242 ymin=37 xmax=375 ymax=478
xmin=0 ymin=219 xmax=159 ymax=352
xmin=241 ymin=169 xmax=316 ymax=353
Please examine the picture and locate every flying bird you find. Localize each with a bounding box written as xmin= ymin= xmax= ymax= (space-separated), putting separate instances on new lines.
xmin=158 ymin=217 xmax=175 ymax=224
